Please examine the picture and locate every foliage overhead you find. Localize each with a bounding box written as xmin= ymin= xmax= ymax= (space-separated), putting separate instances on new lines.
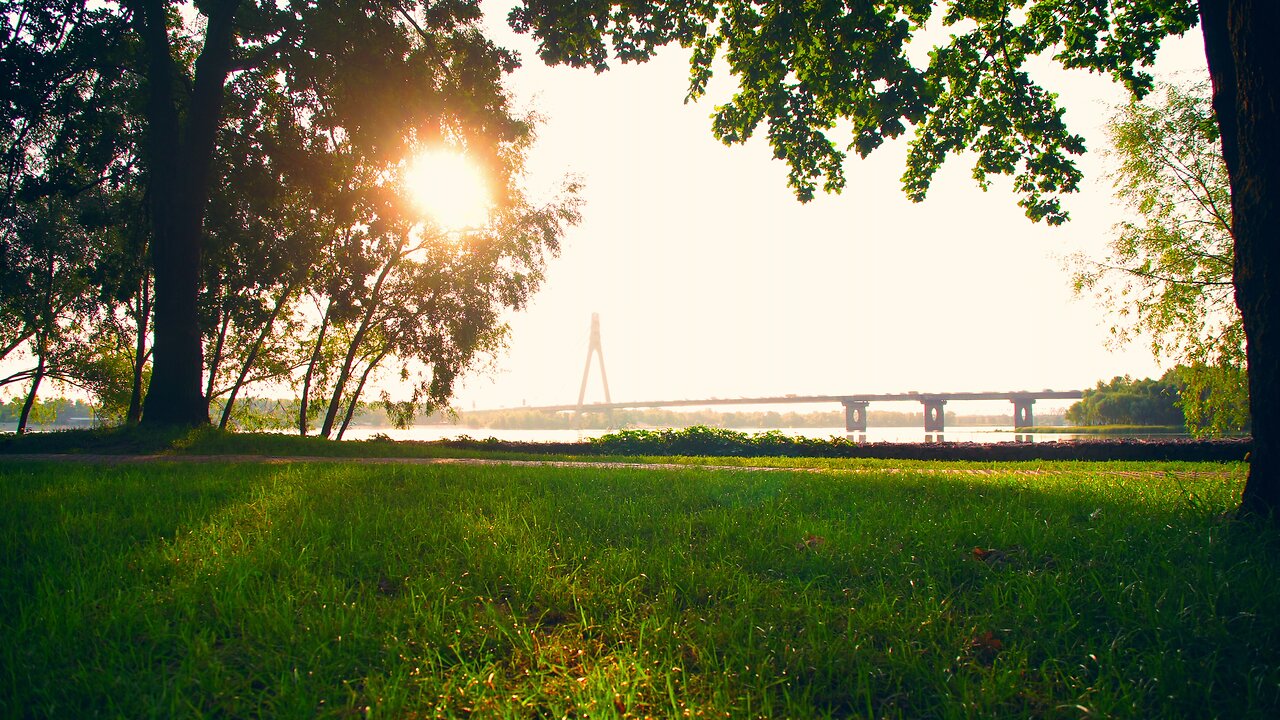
xmin=509 ymin=0 xmax=1198 ymax=221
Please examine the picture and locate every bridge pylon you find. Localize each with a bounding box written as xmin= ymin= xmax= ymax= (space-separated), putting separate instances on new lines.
xmin=577 ymin=313 xmax=612 ymax=410
xmin=922 ymin=397 xmax=947 ymax=433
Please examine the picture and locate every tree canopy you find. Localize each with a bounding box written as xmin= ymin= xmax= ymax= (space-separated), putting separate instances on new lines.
xmin=510 ymin=0 xmax=1197 ymax=220
xmin=1065 ymin=372 xmax=1186 ymax=427
xmin=2 ymin=0 xmax=579 ymax=431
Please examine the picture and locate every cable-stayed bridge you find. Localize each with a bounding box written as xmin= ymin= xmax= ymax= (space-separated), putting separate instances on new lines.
xmin=500 ymin=315 xmax=1085 ymax=433
xmin=510 ymin=391 xmax=1084 ymax=433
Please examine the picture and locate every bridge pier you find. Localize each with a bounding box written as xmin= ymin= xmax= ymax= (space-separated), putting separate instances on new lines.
xmin=1012 ymin=397 xmax=1035 ymax=429
xmin=922 ymin=397 xmax=947 ymax=433
xmin=842 ymin=400 xmax=869 ymax=432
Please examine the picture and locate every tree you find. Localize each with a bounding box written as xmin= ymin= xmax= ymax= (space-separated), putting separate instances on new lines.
xmin=1072 ymin=80 xmax=1247 ymax=435
xmin=114 ymin=0 xmax=535 ymax=426
xmin=199 ymin=79 xmax=325 ymax=430
xmin=5 ymin=2 xmax=559 ymax=429
xmin=0 ymin=195 xmax=98 ymax=433
xmin=2 ymin=1 xmax=144 ymax=430
xmin=286 ymin=136 xmax=579 ymax=441
xmin=1065 ymin=372 xmax=1186 ymax=427
xmin=509 ymin=0 xmax=1280 ymax=516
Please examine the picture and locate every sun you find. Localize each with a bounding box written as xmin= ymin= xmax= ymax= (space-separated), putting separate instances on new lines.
xmin=403 ymin=150 xmax=491 ymax=230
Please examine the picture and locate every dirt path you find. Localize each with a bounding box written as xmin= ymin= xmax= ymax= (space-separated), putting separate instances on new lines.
xmin=0 ymin=453 xmax=1241 ymax=480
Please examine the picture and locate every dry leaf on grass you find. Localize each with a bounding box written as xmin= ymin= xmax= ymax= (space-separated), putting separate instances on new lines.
xmin=967 ymin=630 xmax=1004 ymax=665
xmin=795 ymin=534 xmax=827 ymax=551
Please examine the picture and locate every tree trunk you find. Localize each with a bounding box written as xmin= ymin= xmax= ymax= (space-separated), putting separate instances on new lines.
xmin=336 ymin=347 xmax=390 ymax=441
xmin=126 ymin=278 xmax=151 ymax=425
xmin=134 ymin=0 xmax=240 ymax=428
xmin=299 ymin=300 xmax=332 ymax=436
xmin=205 ymin=301 xmax=232 ymax=403
xmin=219 ymin=284 xmax=292 ymax=430
xmin=1200 ymin=0 xmax=1280 ymax=516
xmin=16 ymin=354 xmax=45 ymax=435
xmin=320 ymin=249 xmax=401 ymax=438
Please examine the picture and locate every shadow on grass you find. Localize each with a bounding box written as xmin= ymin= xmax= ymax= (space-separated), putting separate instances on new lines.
xmin=5 ymin=460 xmax=1275 ymax=717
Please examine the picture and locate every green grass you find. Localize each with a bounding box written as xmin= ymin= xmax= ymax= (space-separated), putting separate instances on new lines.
xmin=2 ymin=458 xmax=1276 ymax=718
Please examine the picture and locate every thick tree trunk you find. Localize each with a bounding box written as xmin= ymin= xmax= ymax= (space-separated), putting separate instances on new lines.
xmin=1201 ymin=0 xmax=1280 ymax=516
xmin=133 ymin=0 xmax=240 ymax=428
xmin=142 ymin=179 xmax=209 ymax=425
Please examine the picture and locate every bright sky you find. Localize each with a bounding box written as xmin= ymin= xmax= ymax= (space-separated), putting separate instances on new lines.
xmin=449 ymin=5 xmax=1214 ymax=416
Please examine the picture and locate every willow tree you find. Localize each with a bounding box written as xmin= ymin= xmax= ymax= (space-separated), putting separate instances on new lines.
xmin=510 ymin=0 xmax=1280 ymax=516
xmin=270 ymin=120 xmax=581 ymax=440
xmin=1073 ymin=81 xmax=1247 ymax=435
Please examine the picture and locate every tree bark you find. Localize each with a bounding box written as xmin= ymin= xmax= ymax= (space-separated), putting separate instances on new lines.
xmin=219 ymin=283 xmax=293 ymax=430
xmin=126 ymin=277 xmax=151 ymax=425
xmin=205 ymin=300 xmax=232 ymax=402
xmin=133 ymin=0 xmax=240 ymax=427
xmin=16 ymin=354 xmax=45 ymax=435
xmin=320 ymin=248 xmax=401 ymax=439
xmin=336 ymin=347 xmax=391 ymax=441
xmin=299 ymin=300 xmax=332 ymax=436
xmin=1200 ymin=0 xmax=1280 ymax=516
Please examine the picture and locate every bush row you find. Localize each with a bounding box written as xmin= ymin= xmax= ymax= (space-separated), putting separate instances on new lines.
xmin=441 ymin=425 xmax=1252 ymax=462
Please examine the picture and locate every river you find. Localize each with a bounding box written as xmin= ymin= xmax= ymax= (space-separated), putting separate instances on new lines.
xmin=339 ymin=424 xmax=1189 ymax=444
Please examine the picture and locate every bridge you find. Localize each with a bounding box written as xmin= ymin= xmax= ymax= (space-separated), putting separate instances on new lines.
xmin=513 ymin=390 xmax=1085 ymax=433
xmin=540 ymin=316 xmax=1084 ymax=433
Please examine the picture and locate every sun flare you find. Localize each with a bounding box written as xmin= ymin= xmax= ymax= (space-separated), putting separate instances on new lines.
xmin=403 ymin=150 xmax=491 ymax=230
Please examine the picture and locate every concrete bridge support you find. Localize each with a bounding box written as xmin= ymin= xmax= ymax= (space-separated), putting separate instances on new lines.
xmin=1012 ymin=397 xmax=1035 ymax=429
xmin=842 ymin=400 xmax=869 ymax=432
xmin=922 ymin=398 xmax=947 ymax=432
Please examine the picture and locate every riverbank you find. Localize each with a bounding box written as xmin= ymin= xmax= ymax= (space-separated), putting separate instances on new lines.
xmin=1009 ymin=424 xmax=1188 ymax=435
xmin=0 ymin=426 xmax=1253 ymax=463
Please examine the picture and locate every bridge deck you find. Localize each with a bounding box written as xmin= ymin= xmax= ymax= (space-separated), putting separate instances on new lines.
xmin=506 ymin=390 xmax=1084 ymax=414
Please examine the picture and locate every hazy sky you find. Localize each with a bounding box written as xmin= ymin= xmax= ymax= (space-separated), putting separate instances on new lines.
xmin=448 ymin=5 xmax=1214 ymax=417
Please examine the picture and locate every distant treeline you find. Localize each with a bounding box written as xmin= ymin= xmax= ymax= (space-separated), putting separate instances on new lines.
xmin=22 ymin=382 xmax=1237 ymax=436
xmin=1061 ymin=369 xmax=1249 ymax=435
xmin=206 ymin=398 xmax=452 ymax=431
xmin=0 ymin=396 xmax=451 ymax=432
xmin=0 ymin=398 xmax=96 ymax=428
xmin=447 ymin=407 xmax=1068 ymax=430
xmin=11 ymin=382 xmax=1227 ymax=435
xmin=1064 ymin=371 xmax=1193 ymax=429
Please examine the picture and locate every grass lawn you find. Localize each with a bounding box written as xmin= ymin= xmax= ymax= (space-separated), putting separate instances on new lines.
xmin=1 ymin=457 xmax=1276 ymax=718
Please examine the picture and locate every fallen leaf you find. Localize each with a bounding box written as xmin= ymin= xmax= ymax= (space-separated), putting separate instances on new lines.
xmin=971 ymin=545 xmax=1025 ymax=567
xmin=972 ymin=547 xmax=1008 ymax=565
xmin=795 ymin=534 xmax=827 ymax=551
xmin=967 ymin=630 xmax=1004 ymax=665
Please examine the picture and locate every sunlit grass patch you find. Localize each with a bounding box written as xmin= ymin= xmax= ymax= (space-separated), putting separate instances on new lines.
xmin=2 ymin=460 xmax=1276 ymax=717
